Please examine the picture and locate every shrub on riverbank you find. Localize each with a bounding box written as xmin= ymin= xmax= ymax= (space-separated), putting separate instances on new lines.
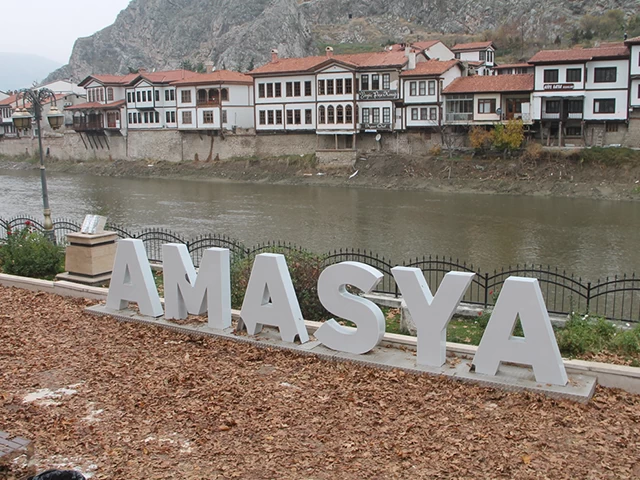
xmin=0 ymin=225 xmax=64 ymax=279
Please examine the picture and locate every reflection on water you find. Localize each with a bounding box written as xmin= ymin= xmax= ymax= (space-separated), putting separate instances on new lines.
xmin=1 ymin=168 xmax=638 ymax=279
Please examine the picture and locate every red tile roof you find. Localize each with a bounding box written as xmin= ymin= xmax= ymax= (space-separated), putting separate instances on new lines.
xmin=249 ymin=50 xmax=408 ymax=75
xmin=443 ymin=74 xmax=534 ymax=94
xmin=625 ymin=36 xmax=640 ymax=45
xmin=65 ymin=100 xmax=126 ymax=111
xmin=138 ymin=69 xmax=194 ymax=84
xmin=78 ymin=73 xmax=139 ymax=87
xmin=452 ymin=41 xmax=495 ymax=51
xmin=494 ymin=63 xmax=533 ymax=69
xmin=528 ymin=45 xmax=629 ymax=63
xmin=171 ymin=70 xmax=253 ymax=85
xmin=0 ymin=93 xmax=19 ymax=106
xmin=401 ymin=60 xmax=460 ymax=77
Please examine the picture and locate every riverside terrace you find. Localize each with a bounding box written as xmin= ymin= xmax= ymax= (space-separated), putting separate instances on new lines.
xmin=2 ymin=215 xmax=640 ymax=324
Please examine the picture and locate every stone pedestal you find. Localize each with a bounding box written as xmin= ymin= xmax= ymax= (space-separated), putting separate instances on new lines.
xmin=57 ymin=231 xmax=118 ymax=285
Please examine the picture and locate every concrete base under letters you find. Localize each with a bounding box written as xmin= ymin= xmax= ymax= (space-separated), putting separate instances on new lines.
xmin=86 ymin=304 xmax=597 ymax=402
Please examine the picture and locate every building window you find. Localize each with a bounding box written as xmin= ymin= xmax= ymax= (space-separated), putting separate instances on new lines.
xmin=294 ymin=82 xmax=301 ymax=96
xmin=479 ymin=51 xmax=486 ymax=61
xmin=137 ymin=91 xmax=141 ymax=102
xmin=155 ymin=111 xmax=160 ymax=123
xmin=345 ymin=78 xmax=352 ymax=94
xmin=294 ymin=110 xmax=300 ymax=124
xmin=144 ymin=112 xmax=149 ymax=123
xmin=221 ymin=89 xmax=229 ymax=101
xmin=171 ymin=111 xmax=175 ymax=123
xmin=606 ymin=123 xmax=619 ymax=132
xmin=362 ymin=107 xmax=370 ymax=124
xmin=419 ymin=81 xmax=426 ymax=96
xmin=166 ymin=111 xmax=171 ymax=123
xmin=566 ymin=68 xmax=582 ymax=82
xmin=138 ymin=113 xmax=142 ymax=123
xmin=107 ymin=88 xmax=114 ymax=101
xmin=165 ymin=90 xmax=169 ymax=101
xmin=411 ymin=108 xmax=418 ymax=120
xmin=383 ymin=107 xmax=390 ymax=124
xmin=142 ymin=91 xmax=147 ymax=102
xmin=327 ymin=79 xmax=334 ymax=95
xmin=203 ymin=111 xmax=214 ymax=124
xmin=420 ymin=107 xmax=428 ymax=120
xmin=478 ymin=99 xmax=496 ymax=114
xmin=336 ymin=105 xmax=344 ymax=123
xmin=127 ymin=92 xmax=132 ymax=103
xmin=275 ymin=83 xmax=282 ymax=97
xmin=222 ymin=110 xmax=227 ymax=123
xmin=318 ymin=80 xmax=325 ymax=95
xmin=170 ymin=90 xmax=175 ymax=101
xmin=305 ymin=109 xmax=312 ymax=124
xmin=372 ymin=107 xmax=380 ymax=123
xmin=360 ymin=74 xmax=369 ymax=91
xmin=129 ymin=113 xmax=133 ymax=124
xmin=286 ymin=82 xmax=293 ymax=97
xmin=155 ymin=90 xmax=160 ymax=102
xmin=371 ymin=74 xmax=380 ymax=90
xmin=258 ymin=84 xmax=265 ymax=98
xmin=428 ymin=81 xmax=436 ymax=96
xmin=567 ymin=99 xmax=583 ymax=114
xmin=410 ymin=82 xmax=417 ymax=96
xmin=594 ymin=98 xmax=615 ymax=113
xmin=182 ymin=111 xmax=192 ymax=124
xmin=594 ymin=67 xmax=617 ymax=83
xmin=318 ymin=106 xmax=325 ymax=124
xmin=259 ymin=111 xmax=266 ymax=125
xmin=287 ymin=110 xmax=294 ymax=125
xmin=544 ymin=69 xmax=559 ymax=83
xmin=267 ymin=110 xmax=274 ymax=124
xmin=565 ymin=126 xmax=582 ymax=137
xmin=336 ymin=79 xmax=343 ymax=95
xmin=267 ymin=83 xmax=274 ymax=98
xmin=454 ymin=52 xmax=460 ymax=59
xmin=276 ymin=110 xmax=282 ymax=124
xmin=181 ymin=90 xmax=191 ymax=103
xmin=382 ymin=74 xmax=390 ymax=90
xmin=345 ymin=105 xmax=353 ymax=123
xmin=430 ymin=107 xmax=437 ymax=120
xmin=545 ymin=100 xmax=560 ymax=113
xmin=305 ymin=81 xmax=312 ymax=96
xmin=327 ymin=105 xmax=335 ymax=123
xmin=99 ymin=89 xmax=104 ymax=102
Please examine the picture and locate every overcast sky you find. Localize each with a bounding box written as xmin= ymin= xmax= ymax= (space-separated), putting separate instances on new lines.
xmin=0 ymin=0 xmax=133 ymax=64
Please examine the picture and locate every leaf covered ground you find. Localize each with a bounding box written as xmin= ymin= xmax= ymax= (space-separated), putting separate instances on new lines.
xmin=1 ymin=285 xmax=639 ymax=479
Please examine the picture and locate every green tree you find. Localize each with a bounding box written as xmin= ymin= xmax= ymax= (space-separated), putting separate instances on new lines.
xmin=492 ymin=120 xmax=525 ymax=155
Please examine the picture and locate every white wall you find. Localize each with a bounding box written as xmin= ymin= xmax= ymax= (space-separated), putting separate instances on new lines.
xmin=254 ymin=74 xmax=316 ymax=105
xmin=584 ymin=90 xmax=628 ymax=121
xmin=534 ymin=64 xmax=586 ymax=91
xmin=585 ymin=59 xmax=629 ymax=90
xmin=473 ymin=93 xmax=501 ymax=122
xmin=425 ymin=43 xmax=455 ymax=61
xmin=403 ymin=78 xmax=438 ymax=104
xmin=631 ymin=79 xmax=640 ymax=108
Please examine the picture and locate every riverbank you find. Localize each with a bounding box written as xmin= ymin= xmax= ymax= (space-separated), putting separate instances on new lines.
xmin=2 ymin=147 xmax=640 ymax=200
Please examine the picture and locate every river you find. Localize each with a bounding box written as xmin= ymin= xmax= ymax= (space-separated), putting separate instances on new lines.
xmin=1 ymin=169 xmax=638 ymax=280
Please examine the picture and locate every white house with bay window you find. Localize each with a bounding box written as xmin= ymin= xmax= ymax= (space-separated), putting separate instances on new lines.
xmin=172 ymin=70 xmax=254 ymax=131
xmin=627 ymin=36 xmax=640 ymax=114
xmin=529 ymin=44 xmax=630 ymax=146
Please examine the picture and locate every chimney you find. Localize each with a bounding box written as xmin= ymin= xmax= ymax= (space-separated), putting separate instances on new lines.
xmin=204 ymin=61 xmax=214 ymax=74
xmin=405 ymin=46 xmax=417 ymax=70
xmin=271 ymin=49 xmax=278 ymax=62
xmin=138 ymin=68 xmax=147 ymax=73
xmin=326 ymin=46 xmax=334 ymax=58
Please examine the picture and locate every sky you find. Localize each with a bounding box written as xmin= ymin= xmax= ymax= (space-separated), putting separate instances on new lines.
xmin=0 ymin=0 xmax=133 ymax=64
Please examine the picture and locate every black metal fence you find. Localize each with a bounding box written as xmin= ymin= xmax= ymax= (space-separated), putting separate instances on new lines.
xmin=2 ymin=214 xmax=640 ymax=323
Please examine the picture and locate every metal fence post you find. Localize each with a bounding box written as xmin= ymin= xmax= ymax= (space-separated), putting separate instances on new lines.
xmin=484 ymin=272 xmax=489 ymax=307
xmin=586 ymin=282 xmax=591 ymax=313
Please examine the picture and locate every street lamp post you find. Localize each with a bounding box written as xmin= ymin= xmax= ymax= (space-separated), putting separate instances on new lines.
xmin=11 ymin=88 xmax=65 ymax=243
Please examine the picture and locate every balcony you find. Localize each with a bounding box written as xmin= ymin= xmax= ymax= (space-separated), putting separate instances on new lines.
xmin=445 ymin=113 xmax=473 ymax=123
xmin=541 ymin=112 xmax=583 ymax=121
xmin=358 ymin=89 xmax=398 ymax=101
xmin=196 ymin=99 xmax=221 ymax=107
xmin=72 ymin=118 xmax=104 ymax=132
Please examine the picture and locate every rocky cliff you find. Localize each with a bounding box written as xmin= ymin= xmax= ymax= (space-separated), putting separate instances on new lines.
xmin=45 ymin=0 xmax=638 ymax=82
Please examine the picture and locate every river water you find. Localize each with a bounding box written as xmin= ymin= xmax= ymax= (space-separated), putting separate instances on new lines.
xmin=1 ymin=169 xmax=638 ymax=280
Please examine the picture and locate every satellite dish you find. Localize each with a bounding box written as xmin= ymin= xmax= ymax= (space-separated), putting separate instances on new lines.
xmin=496 ymin=107 xmax=503 ymax=116
xmin=375 ymin=134 xmax=382 ymax=142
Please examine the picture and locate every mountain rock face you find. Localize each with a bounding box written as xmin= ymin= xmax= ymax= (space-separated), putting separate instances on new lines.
xmin=45 ymin=0 xmax=637 ymax=82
